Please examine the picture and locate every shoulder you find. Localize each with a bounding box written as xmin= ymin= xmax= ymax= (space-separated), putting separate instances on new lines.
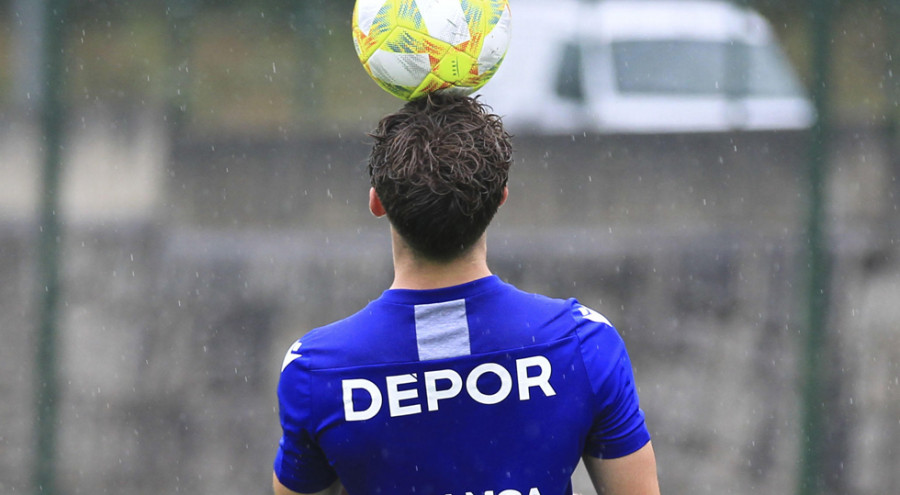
xmin=566 ymin=299 xmax=620 ymax=342
xmin=567 ymin=302 xmax=630 ymax=389
xmin=571 ymin=303 xmax=613 ymax=326
xmin=498 ymin=282 xmax=612 ymax=325
xmin=278 ymin=317 xmax=361 ymax=376
xmin=486 ymin=282 xmax=595 ymax=325
xmin=278 ymin=323 xmax=339 ymax=376
xmin=280 ymin=338 xmax=306 ymax=373
xmin=279 ymin=297 xmax=418 ymax=373
xmin=571 ymin=302 xmax=621 ymax=348
xmin=276 ymin=317 xmax=362 ymax=415
xmin=503 ymin=294 xmax=629 ymax=395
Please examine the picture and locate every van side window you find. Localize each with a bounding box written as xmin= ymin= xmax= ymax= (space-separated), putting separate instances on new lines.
xmin=555 ymin=42 xmax=584 ymax=102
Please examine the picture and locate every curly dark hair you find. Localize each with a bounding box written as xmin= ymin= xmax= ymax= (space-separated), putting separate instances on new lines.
xmin=368 ymin=94 xmax=513 ymax=262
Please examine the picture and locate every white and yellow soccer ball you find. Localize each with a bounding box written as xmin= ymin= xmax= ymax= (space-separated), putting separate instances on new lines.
xmin=352 ymin=0 xmax=511 ymax=101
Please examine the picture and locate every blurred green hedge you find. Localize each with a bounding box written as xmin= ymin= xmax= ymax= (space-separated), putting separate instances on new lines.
xmin=0 ymin=0 xmax=896 ymax=135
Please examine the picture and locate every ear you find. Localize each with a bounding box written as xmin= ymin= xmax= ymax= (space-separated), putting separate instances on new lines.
xmin=369 ymin=187 xmax=387 ymax=217
xmin=499 ymin=186 xmax=509 ymax=206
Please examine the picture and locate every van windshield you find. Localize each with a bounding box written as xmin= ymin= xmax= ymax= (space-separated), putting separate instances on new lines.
xmin=606 ymin=40 xmax=804 ymax=97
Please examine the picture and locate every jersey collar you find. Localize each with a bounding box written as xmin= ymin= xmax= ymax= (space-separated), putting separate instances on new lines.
xmin=379 ymin=275 xmax=505 ymax=305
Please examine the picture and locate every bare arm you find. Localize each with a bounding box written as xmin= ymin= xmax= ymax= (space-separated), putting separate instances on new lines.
xmin=273 ymin=472 xmax=344 ymax=495
xmin=582 ymin=442 xmax=660 ymax=495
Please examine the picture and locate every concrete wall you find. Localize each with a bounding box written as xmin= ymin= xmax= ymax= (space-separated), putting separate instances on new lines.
xmin=1 ymin=117 xmax=897 ymax=494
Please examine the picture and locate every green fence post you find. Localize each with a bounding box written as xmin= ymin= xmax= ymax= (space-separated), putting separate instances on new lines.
xmin=796 ymin=0 xmax=834 ymax=494
xmin=33 ymin=0 xmax=69 ymax=494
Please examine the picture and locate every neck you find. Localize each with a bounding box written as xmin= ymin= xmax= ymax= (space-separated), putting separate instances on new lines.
xmin=389 ymin=230 xmax=493 ymax=290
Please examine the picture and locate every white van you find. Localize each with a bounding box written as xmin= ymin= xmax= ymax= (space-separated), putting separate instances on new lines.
xmin=477 ymin=0 xmax=815 ymax=134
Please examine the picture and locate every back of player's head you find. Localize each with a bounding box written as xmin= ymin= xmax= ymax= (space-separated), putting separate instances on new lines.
xmin=368 ymin=94 xmax=513 ymax=262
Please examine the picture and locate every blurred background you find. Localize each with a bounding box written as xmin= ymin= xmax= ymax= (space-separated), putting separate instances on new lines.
xmin=1 ymin=0 xmax=898 ymax=494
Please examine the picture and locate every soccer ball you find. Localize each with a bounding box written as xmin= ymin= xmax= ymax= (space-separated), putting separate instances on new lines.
xmin=352 ymin=0 xmax=512 ymax=101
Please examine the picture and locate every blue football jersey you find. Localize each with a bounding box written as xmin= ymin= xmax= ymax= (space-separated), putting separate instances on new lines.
xmin=275 ymin=276 xmax=650 ymax=495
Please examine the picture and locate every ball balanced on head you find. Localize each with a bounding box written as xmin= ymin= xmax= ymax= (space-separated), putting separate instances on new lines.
xmin=352 ymin=0 xmax=511 ymax=101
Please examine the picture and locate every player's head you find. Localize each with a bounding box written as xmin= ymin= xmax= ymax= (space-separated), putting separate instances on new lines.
xmin=368 ymin=94 xmax=513 ymax=262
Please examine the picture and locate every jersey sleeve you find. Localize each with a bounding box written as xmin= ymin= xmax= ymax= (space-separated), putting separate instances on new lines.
xmin=274 ymin=339 xmax=339 ymax=492
xmin=573 ymin=304 xmax=651 ymax=459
